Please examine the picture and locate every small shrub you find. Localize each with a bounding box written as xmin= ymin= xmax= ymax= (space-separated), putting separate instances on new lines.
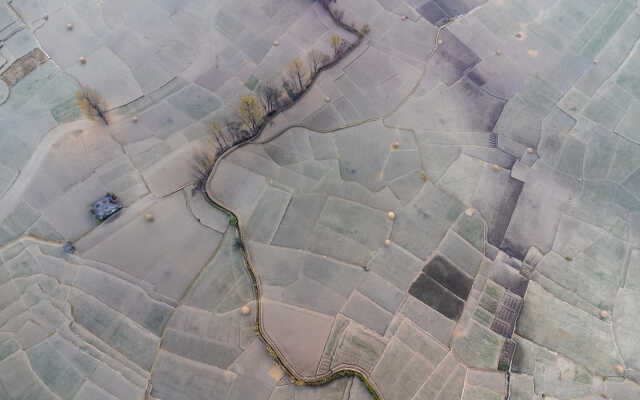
xmin=233 ymin=237 xmax=244 ymax=251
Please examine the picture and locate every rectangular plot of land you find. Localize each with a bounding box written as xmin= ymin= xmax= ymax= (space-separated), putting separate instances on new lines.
xmin=433 ymin=29 xmax=481 ymax=86
xmin=489 ymin=262 xmax=529 ymax=297
xmin=418 ymin=1 xmax=449 ymax=26
xmin=423 ymin=255 xmax=473 ymax=300
xmin=245 ymin=186 xmax=291 ymax=243
xmin=315 ymin=197 xmax=389 ymax=250
xmin=409 ymin=274 xmax=465 ymax=320
xmin=490 ymin=318 xmax=512 ymax=337
xmin=494 ymin=306 xmax=517 ymax=327
xmin=501 ymin=291 xmax=523 ymax=312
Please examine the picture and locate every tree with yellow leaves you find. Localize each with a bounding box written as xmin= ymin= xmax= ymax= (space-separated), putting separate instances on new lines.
xmin=286 ymin=57 xmax=309 ymax=93
xmin=208 ymin=120 xmax=230 ymax=152
xmin=330 ymin=34 xmax=342 ymax=58
xmin=238 ymin=95 xmax=264 ymax=136
xmin=210 ymin=120 xmax=223 ymax=137
xmin=76 ymin=85 xmax=108 ymax=125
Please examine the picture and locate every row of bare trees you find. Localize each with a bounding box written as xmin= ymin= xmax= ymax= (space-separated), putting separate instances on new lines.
xmin=75 ymin=2 xmax=365 ymax=194
xmin=191 ymin=34 xmax=354 ymax=191
xmin=209 ymin=33 xmax=348 ymax=151
xmin=191 ymin=95 xmax=265 ymax=192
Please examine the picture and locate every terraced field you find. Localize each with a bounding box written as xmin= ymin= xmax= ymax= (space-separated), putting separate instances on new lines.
xmin=1 ymin=1 xmax=640 ymax=400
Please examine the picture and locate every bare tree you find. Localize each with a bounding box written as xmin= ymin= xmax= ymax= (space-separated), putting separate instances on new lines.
xmin=208 ymin=118 xmax=257 ymax=155
xmin=308 ymin=49 xmax=328 ymax=75
xmin=191 ymin=150 xmax=216 ymax=194
xmin=76 ymin=85 xmax=108 ymax=125
xmin=258 ymin=82 xmax=281 ymax=114
xmin=209 ymin=121 xmax=230 ymax=153
xmin=225 ymin=119 xmax=247 ymax=143
xmin=286 ymin=57 xmax=309 ymax=93
xmin=282 ymin=79 xmax=296 ymax=101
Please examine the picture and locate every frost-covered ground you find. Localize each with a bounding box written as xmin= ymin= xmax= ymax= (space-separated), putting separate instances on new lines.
xmin=1 ymin=1 xmax=640 ymax=399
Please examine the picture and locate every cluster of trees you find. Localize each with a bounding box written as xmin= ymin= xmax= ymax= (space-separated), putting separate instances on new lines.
xmin=191 ymin=19 xmax=374 ymax=192
xmin=208 ymin=34 xmax=348 ymax=154
xmin=277 ymin=36 xmax=348 ymax=104
xmin=192 ymin=35 xmax=351 ymax=192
